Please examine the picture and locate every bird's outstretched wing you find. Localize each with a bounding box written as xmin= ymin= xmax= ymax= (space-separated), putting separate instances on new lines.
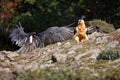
xmin=9 ymin=23 xmax=40 ymax=53
xmin=10 ymin=24 xmax=75 ymax=53
xmin=38 ymin=27 xmax=75 ymax=47
xmin=9 ymin=23 xmax=28 ymax=47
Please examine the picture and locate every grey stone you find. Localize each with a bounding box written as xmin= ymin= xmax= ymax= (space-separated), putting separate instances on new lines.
xmin=7 ymin=52 xmax=19 ymax=60
xmin=107 ymin=40 xmax=119 ymax=48
xmin=0 ymin=53 xmax=5 ymax=61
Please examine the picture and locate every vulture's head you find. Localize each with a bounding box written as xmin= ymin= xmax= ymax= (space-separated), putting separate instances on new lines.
xmin=78 ymin=15 xmax=86 ymax=24
xmin=78 ymin=19 xmax=85 ymax=25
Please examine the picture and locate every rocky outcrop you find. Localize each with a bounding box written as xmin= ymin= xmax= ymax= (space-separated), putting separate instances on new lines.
xmin=0 ymin=29 xmax=120 ymax=80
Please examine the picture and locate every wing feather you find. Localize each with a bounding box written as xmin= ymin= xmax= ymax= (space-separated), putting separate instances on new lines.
xmin=38 ymin=27 xmax=75 ymax=47
xmin=9 ymin=25 xmax=41 ymax=53
xmin=9 ymin=25 xmax=27 ymax=46
xmin=10 ymin=25 xmax=75 ymax=53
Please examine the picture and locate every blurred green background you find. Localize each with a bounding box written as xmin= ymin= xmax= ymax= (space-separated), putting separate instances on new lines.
xmin=0 ymin=0 xmax=120 ymax=50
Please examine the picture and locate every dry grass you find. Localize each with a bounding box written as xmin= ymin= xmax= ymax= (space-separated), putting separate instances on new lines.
xmin=90 ymin=19 xmax=115 ymax=33
xmin=108 ymin=29 xmax=120 ymax=41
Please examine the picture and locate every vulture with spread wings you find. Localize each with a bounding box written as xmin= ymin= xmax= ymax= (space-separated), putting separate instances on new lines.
xmin=9 ymin=23 xmax=75 ymax=53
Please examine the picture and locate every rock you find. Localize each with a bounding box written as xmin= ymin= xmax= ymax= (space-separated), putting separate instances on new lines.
xmin=0 ymin=60 xmax=11 ymax=67
xmin=95 ymin=36 xmax=108 ymax=44
xmin=14 ymin=64 xmax=24 ymax=73
xmin=75 ymin=49 xmax=101 ymax=60
xmin=7 ymin=52 xmax=19 ymax=60
xmin=90 ymin=51 xmax=100 ymax=59
xmin=31 ymin=61 xmax=39 ymax=71
xmin=0 ymin=53 xmax=5 ymax=61
xmin=68 ymin=50 xmax=76 ymax=54
xmin=57 ymin=42 xmax=62 ymax=46
xmin=53 ymin=53 xmax=67 ymax=63
xmin=69 ymin=44 xmax=82 ymax=52
xmin=0 ymin=68 xmax=14 ymax=80
xmin=64 ymin=41 xmax=71 ymax=47
xmin=67 ymin=45 xmax=81 ymax=54
xmin=40 ymin=63 xmax=55 ymax=69
xmin=24 ymin=63 xmax=32 ymax=70
xmin=107 ymin=40 xmax=119 ymax=48
xmin=88 ymin=32 xmax=101 ymax=39
xmin=0 ymin=29 xmax=120 ymax=80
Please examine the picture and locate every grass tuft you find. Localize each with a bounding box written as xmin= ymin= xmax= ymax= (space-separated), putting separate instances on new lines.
xmin=90 ymin=19 xmax=115 ymax=33
xmin=97 ymin=50 xmax=120 ymax=60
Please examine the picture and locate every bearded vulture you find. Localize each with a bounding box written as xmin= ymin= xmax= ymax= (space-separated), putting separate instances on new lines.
xmin=9 ymin=22 xmax=75 ymax=53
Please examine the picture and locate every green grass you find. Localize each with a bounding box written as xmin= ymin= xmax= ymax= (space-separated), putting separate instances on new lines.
xmin=97 ymin=50 xmax=120 ymax=60
xmin=12 ymin=66 xmax=120 ymax=80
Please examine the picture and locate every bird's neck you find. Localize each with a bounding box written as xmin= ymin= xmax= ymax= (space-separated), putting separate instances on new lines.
xmin=78 ymin=22 xmax=86 ymax=29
